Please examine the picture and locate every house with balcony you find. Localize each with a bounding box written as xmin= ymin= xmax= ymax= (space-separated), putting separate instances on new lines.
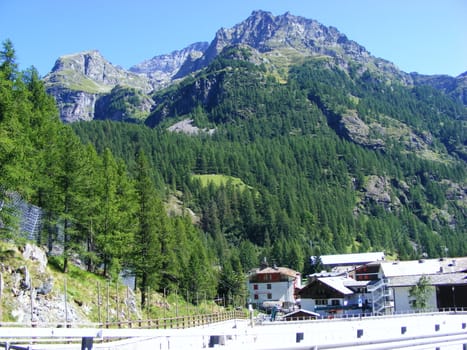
xmin=302 ymin=254 xmax=467 ymax=316
xmin=298 ymin=275 xmax=376 ymax=317
xmin=356 ymin=257 xmax=467 ymax=313
xmin=247 ymin=265 xmax=301 ymax=311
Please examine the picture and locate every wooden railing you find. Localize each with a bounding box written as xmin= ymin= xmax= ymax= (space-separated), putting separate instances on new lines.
xmin=0 ymin=310 xmax=247 ymax=330
xmin=102 ymin=310 xmax=247 ymax=329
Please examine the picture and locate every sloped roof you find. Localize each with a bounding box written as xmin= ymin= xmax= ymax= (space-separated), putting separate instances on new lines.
xmin=318 ymin=277 xmax=354 ymax=295
xmin=343 ymin=279 xmax=372 ymax=288
xmin=283 ymin=309 xmax=320 ymax=319
xmin=250 ymin=266 xmax=299 ymax=278
xmin=380 ymin=257 xmax=467 ymax=277
xmin=388 ymin=273 xmax=467 ymax=287
xmin=312 ymin=252 xmax=385 ymax=266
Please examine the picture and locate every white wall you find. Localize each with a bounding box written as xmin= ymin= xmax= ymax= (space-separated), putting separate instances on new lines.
xmin=301 ymin=298 xmax=315 ymax=312
xmin=393 ymin=286 xmax=437 ymax=313
xmin=248 ymin=281 xmax=295 ymax=307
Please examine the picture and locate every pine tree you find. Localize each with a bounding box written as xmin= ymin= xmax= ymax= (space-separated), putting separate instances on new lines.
xmin=132 ymin=150 xmax=163 ymax=307
xmin=55 ymin=127 xmax=88 ymax=273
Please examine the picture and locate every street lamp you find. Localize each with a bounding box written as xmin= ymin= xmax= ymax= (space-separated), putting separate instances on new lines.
xmin=451 ymin=286 xmax=456 ymax=310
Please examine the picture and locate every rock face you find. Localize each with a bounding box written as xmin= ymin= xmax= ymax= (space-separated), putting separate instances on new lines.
xmin=2 ymin=243 xmax=141 ymax=325
xmin=411 ymin=71 xmax=467 ymax=107
xmin=176 ymin=10 xmax=409 ymax=83
xmin=45 ymin=50 xmax=152 ymax=91
xmin=44 ymin=50 xmax=152 ymax=123
xmin=339 ymin=111 xmax=385 ymax=150
xmin=45 ymin=86 xmax=99 ymax=122
xmin=44 ymin=10 xmax=463 ymax=122
xmin=130 ymin=42 xmax=209 ymax=86
xmin=21 ymin=243 xmax=48 ymax=273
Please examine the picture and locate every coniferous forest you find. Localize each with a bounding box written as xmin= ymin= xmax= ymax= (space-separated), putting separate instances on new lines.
xmin=1 ymin=40 xmax=466 ymax=306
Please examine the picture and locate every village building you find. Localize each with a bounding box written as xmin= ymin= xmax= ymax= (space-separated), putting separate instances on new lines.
xmin=299 ymin=275 xmax=374 ymax=317
xmin=312 ymin=252 xmax=385 ymax=270
xmin=282 ymin=309 xmax=320 ymax=321
xmin=301 ymin=253 xmax=467 ymax=317
xmin=356 ymin=258 xmax=467 ymax=313
xmin=247 ymin=265 xmax=301 ymax=312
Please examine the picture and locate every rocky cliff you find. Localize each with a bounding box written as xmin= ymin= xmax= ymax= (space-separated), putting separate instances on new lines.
xmin=411 ymin=71 xmax=467 ymax=106
xmin=44 ymin=10 xmax=466 ymax=123
xmin=44 ymin=50 xmax=152 ymax=122
xmin=129 ymin=42 xmax=209 ymax=86
xmin=175 ymin=10 xmax=410 ymax=84
xmin=0 ymin=242 xmax=140 ymax=325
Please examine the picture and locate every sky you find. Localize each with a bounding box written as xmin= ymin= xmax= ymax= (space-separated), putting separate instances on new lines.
xmin=0 ymin=0 xmax=466 ymax=77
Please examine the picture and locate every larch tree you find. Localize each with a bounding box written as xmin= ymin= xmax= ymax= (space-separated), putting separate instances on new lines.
xmin=133 ymin=150 xmax=163 ymax=308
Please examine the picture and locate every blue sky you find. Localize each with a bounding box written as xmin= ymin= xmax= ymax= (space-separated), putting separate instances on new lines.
xmin=0 ymin=0 xmax=466 ymax=77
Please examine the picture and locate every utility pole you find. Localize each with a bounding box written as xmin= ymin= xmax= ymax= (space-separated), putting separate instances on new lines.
xmin=0 ymin=272 xmax=3 ymax=321
xmin=64 ymin=277 xmax=68 ymax=326
xmin=30 ymin=276 xmax=34 ymax=324
xmin=116 ymin=282 xmax=119 ymax=323
xmin=97 ymin=282 xmax=101 ymax=324
xmin=106 ymin=280 xmax=110 ymax=324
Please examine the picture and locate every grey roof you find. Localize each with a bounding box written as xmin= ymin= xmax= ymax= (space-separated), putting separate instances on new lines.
xmin=343 ymin=279 xmax=372 ymax=288
xmin=313 ymin=252 xmax=385 ymax=266
xmin=318 ymin=277 xmax=354 ymax=295
xmin=380 ymin=257 xmax=467 ymax=277
xmin=387 ymin=272 xmax=467 ymax=287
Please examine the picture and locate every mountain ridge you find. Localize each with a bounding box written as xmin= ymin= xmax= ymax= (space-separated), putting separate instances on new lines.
xmin=43 ymin=10 xmax=467 ymax=123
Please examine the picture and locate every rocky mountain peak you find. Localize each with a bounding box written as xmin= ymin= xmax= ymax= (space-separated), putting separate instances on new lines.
xmin=42 ymin=10 xmax=465 ymax=123
xmin=50 ymin=50 xmax=109 ymax=83
xmin=45 ymin=50 xmax=152 ymax=93
xmin=176 ymin=10 xmax=404 ymax=81
xmin=129 ymin=42 xmax=209 ymax=86
xmin=130 ymin=42 xmax=208 ymax=75
xmin=44 ymin=50 xmax=152 ymax=122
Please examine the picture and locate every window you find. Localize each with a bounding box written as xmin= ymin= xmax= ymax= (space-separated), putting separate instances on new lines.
xmin=253 ymin=284 xmax=258 ymax=290
xmin=267 ymin=293 xmax=272 ymax=299
xmin=254 ymin=294 xmax=259 ymax=300
xmin=267 ymin=284 xmax=272 ymax=290
xmin=315 ymin=299 xmax=327 ymax=306
xmin=331 ymin=299 xmax=341 ymax=306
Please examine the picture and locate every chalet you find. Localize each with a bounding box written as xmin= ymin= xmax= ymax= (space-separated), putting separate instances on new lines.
xmin=248 ymin=265 xmax=301 ymax=311
xmin=299 ymin=276 xmax=373 ymax=317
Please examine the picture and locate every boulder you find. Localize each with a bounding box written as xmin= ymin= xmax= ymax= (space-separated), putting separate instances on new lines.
xmin=22 ymin=243 xmax=48 ymax=273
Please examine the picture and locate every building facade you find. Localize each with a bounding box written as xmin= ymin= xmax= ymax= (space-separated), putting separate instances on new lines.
xmin=301 ymin=254 xmax=467 ymax=316
xmin=247 ymin=266 xmax=300 ymax=311
xmin=299 ymin=275 xmax=374 ymax=317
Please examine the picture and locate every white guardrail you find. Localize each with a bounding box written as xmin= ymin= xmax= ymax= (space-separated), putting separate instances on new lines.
xmin=0 ymin=310 xmax=466 ymax=350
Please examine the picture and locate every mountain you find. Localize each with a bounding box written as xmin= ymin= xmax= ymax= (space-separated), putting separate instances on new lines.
xmin=44 ymin=50 xmax=152 ymax=122
xmin=145 ymin=43 xmax=466 ymax=158
xmin=43 ymin=44 xmax=211 ymax=123
xmin=129 ymin=42 xmax=209 ymax=86
xmin=410 ymin=71 xmax=467 ymax=106
xmin=175 ymin=10 xmax=408 ymax=83
xmin=2 ymin=11 xmax=466 ymax=312
xmin=44 ymin=10 xmax=466 ymax=123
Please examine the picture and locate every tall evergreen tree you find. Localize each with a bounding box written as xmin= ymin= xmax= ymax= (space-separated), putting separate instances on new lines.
xmin=132 ymin=150 xmax=163 ymax=307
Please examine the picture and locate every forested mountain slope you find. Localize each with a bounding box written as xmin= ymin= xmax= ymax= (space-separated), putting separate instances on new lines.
xmin=0 ymin=41 xmax=219 ymax=310
xmin=1 ymin=9 xmax=466 ymax=316
xmin=72 ymin=45 xmax=467 ymax=268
